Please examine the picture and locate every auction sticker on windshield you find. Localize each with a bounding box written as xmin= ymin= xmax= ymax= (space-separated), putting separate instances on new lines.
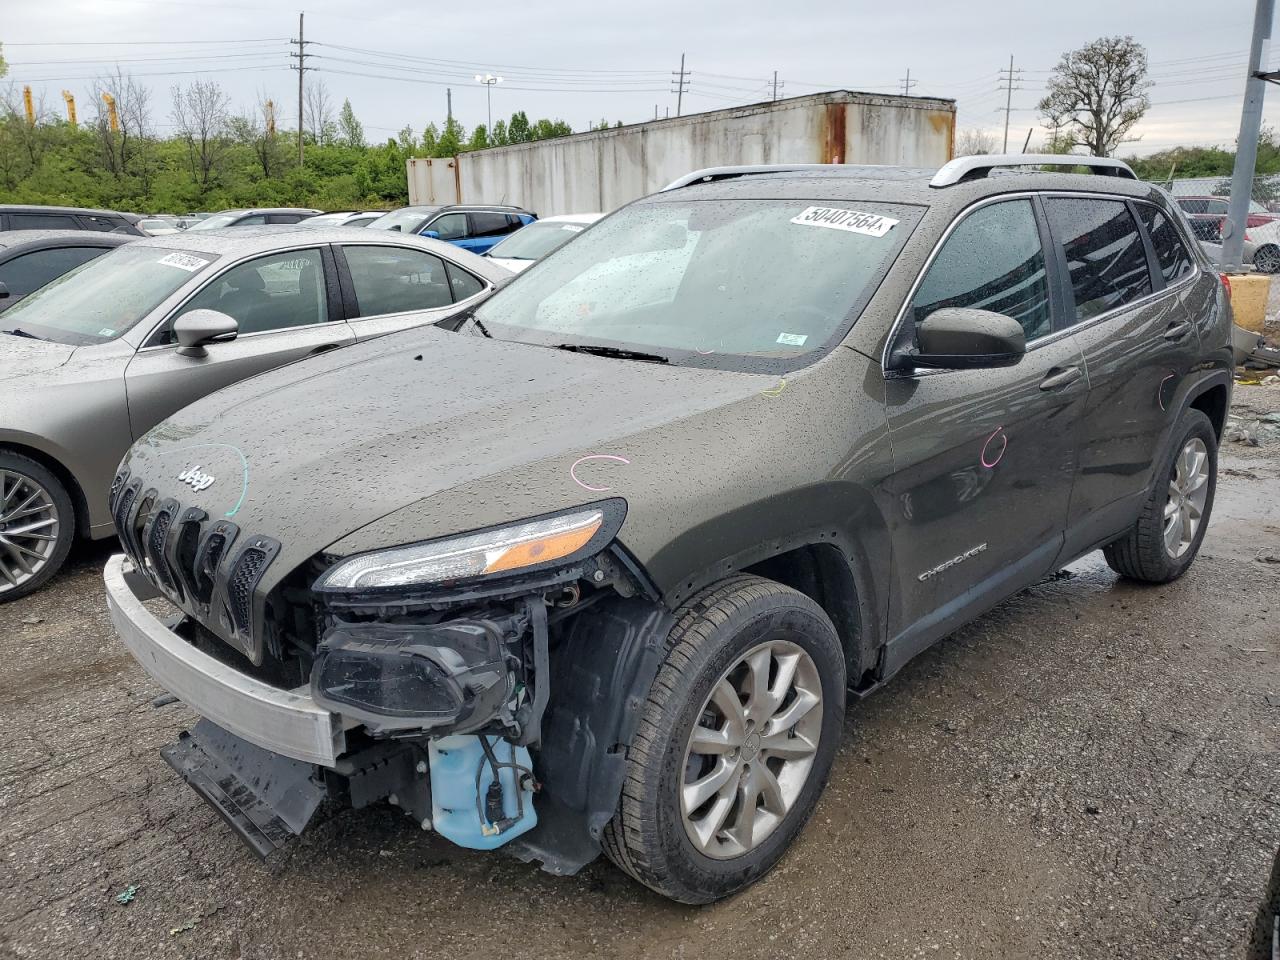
xmin=157 ymin=252 xmax=210 ymax=272
xmin=790 ymin=206 xmax=899 ymax=237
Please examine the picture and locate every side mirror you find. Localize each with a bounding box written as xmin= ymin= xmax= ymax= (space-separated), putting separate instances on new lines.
xmin=0 ymin=281 xmax=9 ymax=300
xmin=174 ymin=309 xmax=238 ymax=357
xmin=422 ymin=229 xmax=441 ymax=240
xmin=910 ymin=308 xmax=1026 ymax=369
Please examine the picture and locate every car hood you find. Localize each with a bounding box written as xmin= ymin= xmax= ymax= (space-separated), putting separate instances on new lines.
xmin=486 ymin=257 xmax=534 ymax=273
xmin=0 ymin=335 xmax=78 ymax=382
xmin=120 ymin=327 xmax=773 ymax=580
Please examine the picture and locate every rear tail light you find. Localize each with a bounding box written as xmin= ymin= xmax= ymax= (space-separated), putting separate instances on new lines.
xmin=1220 ymin=273 xmax=1232 ymax=300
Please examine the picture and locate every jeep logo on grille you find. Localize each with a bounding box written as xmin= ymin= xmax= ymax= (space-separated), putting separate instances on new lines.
xmin=177 ymin=465 xmax=216 ymax=492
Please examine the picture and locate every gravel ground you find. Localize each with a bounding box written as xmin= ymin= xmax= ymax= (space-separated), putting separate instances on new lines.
xmin=2 ymin=393 xmax=1279 ymax=960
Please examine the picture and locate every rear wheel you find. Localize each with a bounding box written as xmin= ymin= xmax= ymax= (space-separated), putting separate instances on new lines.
xmin=601 ymin=575 xmax=845 ymax=903
xmin=0 ymin=452 xmax=75 ymax=603
xmin=1254 ymin=243 xmax=1280 ymax=274
xmin=1103 ymin=409 xmax=1216 ymax=583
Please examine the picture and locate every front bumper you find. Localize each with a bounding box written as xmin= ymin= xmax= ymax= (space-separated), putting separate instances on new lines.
xmin=105 ymin=553 xmax=346 ymax=767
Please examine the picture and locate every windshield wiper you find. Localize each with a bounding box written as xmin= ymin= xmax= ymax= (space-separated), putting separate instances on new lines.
xmin=554 ymin=343 xmax=669 ymax=364
xmin=2 ymin=328 xmax=44 ymax=341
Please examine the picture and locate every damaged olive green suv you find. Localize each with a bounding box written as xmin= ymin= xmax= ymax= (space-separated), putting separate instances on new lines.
xmin=105 ymin=156 xmax=1231 ymax=903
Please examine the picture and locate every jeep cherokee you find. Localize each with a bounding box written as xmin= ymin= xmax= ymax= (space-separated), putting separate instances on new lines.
xmin=104 ymin=156 xmax=1231 ymax=903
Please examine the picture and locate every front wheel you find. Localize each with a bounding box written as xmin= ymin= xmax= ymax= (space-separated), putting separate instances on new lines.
xmin=1254 ymin=244 xmax=1280 ymax=274
xmin=0 ymin=452 xmax=75 ymax=602
xmin=1103 ymin=409 xmax=1216 ymax=583
xmin=601 ymin=575 xmax=845 ymax=903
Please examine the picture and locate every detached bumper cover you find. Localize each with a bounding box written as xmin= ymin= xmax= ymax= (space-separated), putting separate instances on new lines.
xmin=105 ymin=553 xmax=346 ymax=767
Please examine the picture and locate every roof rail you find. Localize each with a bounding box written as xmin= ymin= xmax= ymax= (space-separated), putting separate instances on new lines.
xmin=662 ymin=164 xmax=845 ymax=191
xmin=930 ymin=154 xmax=1138 ymax=188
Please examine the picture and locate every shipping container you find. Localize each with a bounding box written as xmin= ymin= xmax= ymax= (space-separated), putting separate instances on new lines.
xmin=407 ymin=90 xmax=956 ymax=215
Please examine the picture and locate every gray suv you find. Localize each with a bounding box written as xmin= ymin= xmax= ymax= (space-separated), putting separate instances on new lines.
xmin=104 ymin=157 xmax=1231 ymax=903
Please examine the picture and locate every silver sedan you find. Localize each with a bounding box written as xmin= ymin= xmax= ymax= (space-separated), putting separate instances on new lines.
xmin=0 ymin=225 xmax=511 ymax=600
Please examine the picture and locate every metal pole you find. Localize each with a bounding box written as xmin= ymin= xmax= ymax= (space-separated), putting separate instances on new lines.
xmin=772 ymin=70 xmax=778 ymax=101
xmin=1223 ymin=0 xmax=1275 ymax=272
xmin=486 ymin=83 xmax=492 ymax=132
xmin=1002 ymin=54 xmax=1013 ymax=153
xmin=296 ymin=11 xmax=304 ymax=165
xmin=677 ymin=53 xmax=685 ymax=117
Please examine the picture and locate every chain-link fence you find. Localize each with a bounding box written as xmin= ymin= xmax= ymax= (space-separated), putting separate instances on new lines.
xmin=1145 ymin=176 xmax=1280 ymax=272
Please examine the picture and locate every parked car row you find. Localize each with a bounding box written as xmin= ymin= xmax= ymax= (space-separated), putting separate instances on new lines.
xmin=2 ymin=160 xmax=1232 ymax=907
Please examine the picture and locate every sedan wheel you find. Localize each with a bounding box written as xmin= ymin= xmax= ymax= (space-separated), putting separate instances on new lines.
xmin=0 ymin=469 xmax=61 ymax=594
xmin=680 ymin=639 xmax=823 ymax=859
xmin=1256 ymin=244 xmax=1280 ymax=274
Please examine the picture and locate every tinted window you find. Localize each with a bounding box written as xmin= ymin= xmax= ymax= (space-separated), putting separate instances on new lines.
xmin=80 ymin=215 xmax=122 ymax=232
xmin=1137 ymin=205 xmax=1195 ymax=285
xmin=268 ymin=213 xmax=307 ymax=224
xmin=0 ymin=247 xmax=106 ymax=299
xmin=445 ymin=262 xmax=485 ymax=300
xmin=344 ymin=245 xmax=454 ymax=315
xmin=9 ymin=212 xmax=80 ymax=230
xmin=429 ymin=213 xmax=467 ymax=241
xmin=236 ymin=214 xmax=267 ymax=226
xmin=471 ymin=212 xmax=513 ymax=237
xmin=1045 ymin=198 xmax=1152 ymax=323
xmin=177 ymin=248 xmax=328 ymax=335
xmin=910 ymin=199 xmax=1052 ymax=341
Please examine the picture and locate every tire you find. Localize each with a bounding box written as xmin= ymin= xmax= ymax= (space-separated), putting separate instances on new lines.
xmin=601 ymin=575 xmax=846 ymax=903
xmin=1254 ymin=244 xmax=1280 ymax=274
xmin=0 ymin=451 xmax=76 ymax=603
xmin=1103 ymin=409 xmax=1216 ymax=584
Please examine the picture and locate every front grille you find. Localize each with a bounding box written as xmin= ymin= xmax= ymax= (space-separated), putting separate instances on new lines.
xmin=113 ymin=484 xmax=281 ymax=664
xmin=228 ymin=546 xmax=269 ymax=637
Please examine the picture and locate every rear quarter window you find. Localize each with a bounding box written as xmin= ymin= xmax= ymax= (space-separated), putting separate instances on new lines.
xmin=1136 ymin=204 xmax=1195 ymax=285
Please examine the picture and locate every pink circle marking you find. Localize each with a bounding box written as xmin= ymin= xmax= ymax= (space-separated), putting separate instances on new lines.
xmin=981 ymin=426 xmax=1007 ymax=469
xmin=570 ymin=454 xmax=631 ymax=492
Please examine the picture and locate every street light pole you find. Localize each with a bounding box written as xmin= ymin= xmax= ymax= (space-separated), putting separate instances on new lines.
xmin=474 ymin=73 xmax=502 ymax=134
xmin=1222 ymin=0 xmax=1276 ymax=272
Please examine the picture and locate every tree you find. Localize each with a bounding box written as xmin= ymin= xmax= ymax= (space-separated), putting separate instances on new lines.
xmin=228 ymin=94 xmax=287 ymax=180
xmin=490 ymin=118 xmax=508 ymax=147
xmin=170 ymin=80 xmax=231 ymax=191
xmin=92 ymin=68 xmax=154 ymax=189
xmin=531 ymin=118 xmax=573 ymax=140
xmin=337 ymin=97 xmax=364 ymax=148
xmin=0 ymin=42 xmax=7 ymax=79
xmin=1038 ymin=35 xmax=1151 ymax=157
xmin=955 ymin=129 xmax=995 ymax=156
xmin=396 ymin=124 xmax=415 ymax=153
xmin=421 ymin=122 xmax=439 ymax=156
xmin=467 ymin=123 xmax=489 ymax=151
xmin=507 ymin=111 xmax=531 ymax=144
xmin=435 ymin=116 xmax=464 ymax=157
xmin=304 ymin=78 xmax=336 ymax=147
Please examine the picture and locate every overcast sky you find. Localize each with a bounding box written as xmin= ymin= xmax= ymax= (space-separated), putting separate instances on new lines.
xmin=3 ymin=0 xmax=1277 ymax=158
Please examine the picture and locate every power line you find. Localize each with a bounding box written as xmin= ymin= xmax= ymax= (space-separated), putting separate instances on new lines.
xmin=2 ymin=37 xmax=287 ymax=45
xmin=310 ymin=66 xmax=666 ymax=94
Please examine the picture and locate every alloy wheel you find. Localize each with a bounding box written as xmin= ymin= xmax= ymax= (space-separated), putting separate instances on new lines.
xmin=0 ymin=470 xmax=60 ymax=594
xmin=680 ymin=639 xmax=824 ymax=859
xmin=1257 ymin=245 xmax=1280 ymax=274
xmin=1164 ymin=437 xmax=1210 ymax=559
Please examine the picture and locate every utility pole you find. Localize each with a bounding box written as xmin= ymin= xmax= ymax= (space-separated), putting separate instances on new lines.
xmin=771 ymin=70 xmax=784 ymax=101
xmin=899 ymin=68 xmax=916 ymax=96
xmin=671 ymin=53 xmax=689 ymax=117
xmin=290 ymin=11 xmax=306 ymax=165
xmin=446 ymin=88 xmax=452 ymax=123
xmin=1223 ymin=0 xmax=1276 ymax=272
xmin=997 ymin=55 xmax=1022 ymax=153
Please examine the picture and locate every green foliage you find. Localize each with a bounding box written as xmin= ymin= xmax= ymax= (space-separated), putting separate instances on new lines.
xmin=1039 ymin=35 xmax=1150 ymax=157
xmin=1124 ymin=126 xmax=1280 ymax=182
xmin=508 ymin=111 xmax=531 ymax=144
xmin=337 ymin=98 xmax=364 ymax=149
xmin=468 ymin=123 xmax=489 ymax=151
xmin=490 ymin=119 xmax=508 ymax=146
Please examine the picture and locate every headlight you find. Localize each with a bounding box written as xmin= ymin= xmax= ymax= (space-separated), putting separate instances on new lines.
xmin=314 ymin=502 xmax=623 ymax=592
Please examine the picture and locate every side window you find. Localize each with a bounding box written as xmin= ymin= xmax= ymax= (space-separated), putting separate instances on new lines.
xmin=445 ymin=262 xmax=485 ymax=300
xmin=1136 ymin=205 xmax=1195 ymax=285
xmin=344 ymin=245 xmax=454 ymax=316
xmin=506 ymin=214 xmax=524 ymax=230
xmin=9 ymin=212 xmax=80 ymax=230
xmin=268 ymin=213 xmax=304 ymax=224
xmin=910 ymin=199 xmax=1053 ymax=342
xmin=429 ymin=213 xmax=467 ymax=241
xmin=470 ymin=212 xmax=513 ymax=238
xmin=0 ymin=247 xmax=104 ymax=298
xmin=236 ymin=214 xmax=267 ymax=226
xmin=176 ymin=248 xmax=329 ymax=336
xmin=79 ymin=215 xmax=120 ymax=232
xmin=1044 ymin=198 xmax=1152 ymax=323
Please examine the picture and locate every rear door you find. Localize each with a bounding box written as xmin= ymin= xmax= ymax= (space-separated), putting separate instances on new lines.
xmin=123 ymin=245 xmax=354 ymax=438
xmin=1048 ymin=195 xmax=1204 ymax=555
xmin=881 ymin=196 xmax=1088 ymax=667
xmin=335 ymin=243 xmax=484 ymax=339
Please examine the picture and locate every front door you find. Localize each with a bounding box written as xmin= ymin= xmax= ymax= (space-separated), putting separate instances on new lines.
xmin=881 ymin=196 xmax=1088 ymax=671
xmin=123 ymin=246 xmax=354 ymax=438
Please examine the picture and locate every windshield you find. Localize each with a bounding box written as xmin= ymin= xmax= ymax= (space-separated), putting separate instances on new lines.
xmin=187 ymin=212 xmax=244 ymax=231
xmin=488 ymin=220 xmax=593 ymax=261
xmin=473 ymin=198 xmax=921 ymax=373
xmin=0 ymin=244 xmax=216 ymax=345
xmin=368 ymin=207 xmax=438 ymax=233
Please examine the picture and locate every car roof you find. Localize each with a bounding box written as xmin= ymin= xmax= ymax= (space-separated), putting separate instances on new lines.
xmin=123 ymin=225 xmax=513 ymax=284
xmin=0 ymin=203 xmax=133 ymax=217
xmin=536 ymin=213 xmax=605 ymax=224
xmin=0 ymin=229 xmax=135 ymax=252
xmin=212 ymin=207 xmax=323 ymax=216
xmin=391 ymin=203 xmax=532 ymax=214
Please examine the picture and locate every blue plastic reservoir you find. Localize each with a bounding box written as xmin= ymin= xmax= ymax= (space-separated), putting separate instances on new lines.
xmin=428 ymin=735 xmax=537 ymax=850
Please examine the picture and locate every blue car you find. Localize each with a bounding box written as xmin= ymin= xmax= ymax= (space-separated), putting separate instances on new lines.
xmin=367 ymin=204 xmax=536 ymax=254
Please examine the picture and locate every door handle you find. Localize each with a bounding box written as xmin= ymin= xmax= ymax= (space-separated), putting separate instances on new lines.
xmin=1163 ymin=320 xmax=1193 ymax=341
xmin=1039 ymin=365 xmax=1083 ymax=391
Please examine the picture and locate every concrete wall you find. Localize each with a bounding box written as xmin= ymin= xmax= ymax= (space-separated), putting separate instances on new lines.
xmin=407 ymin=91 xmax=955 ymax=216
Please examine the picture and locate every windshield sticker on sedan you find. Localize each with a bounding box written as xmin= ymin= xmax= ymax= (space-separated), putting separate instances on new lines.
xmin=562 ymin=224 xmax=585 ymax=233
xmin=97 ymin=327 xmax=116 ymax=337
xmin=790 ymin=206 xmax=899 ymax=237
xmin=776 ymin=332 xmax=808 ymax=346
xmin=157 ymin=252 xmax=209 ymax=272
